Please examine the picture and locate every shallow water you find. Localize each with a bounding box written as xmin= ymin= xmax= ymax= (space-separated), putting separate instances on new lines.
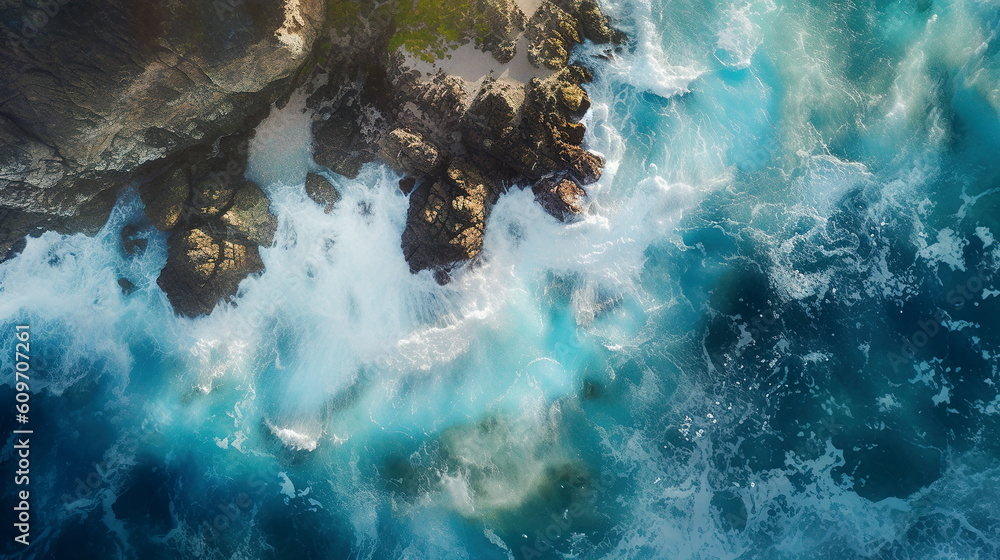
xmin=2 ymin=0 xmax=1000 ymax=558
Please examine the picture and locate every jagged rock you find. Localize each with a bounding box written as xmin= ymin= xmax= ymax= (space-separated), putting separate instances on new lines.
xmin=401 ymin=159 xmax=496 ymax=273
xmin=533 ymin=178 xmax=587 ymax=221
xmin=526 ymin=0 xmax=584 ymax=70
xmin=1 ymin=0 xmax=625 ymax=304
xmin=221 ymin=182 xmax=277 ymax=246
xmin=567 ymin=148 xmax=605 ymax=185
xmin=305 ymin=173 xmax=342 ymax=213
xmin=138 ymin=135 xmax=276 ymax=316
xmin=465 ymin=79 xmax=526 ymax=139
xmin=312 ymin=108 xmax=371 ymax=179
xmin=396 ymin=73 xmax=469 ymax=147
xmin=475 ymin=0 xmax=527 ymax=63
xmin=157 ymin=226 xmax=264 ymax=317
xmin=380 ymin=128 xmax=443 ymax=176
xmin=577 ymin=0 xmax=627 ymax=44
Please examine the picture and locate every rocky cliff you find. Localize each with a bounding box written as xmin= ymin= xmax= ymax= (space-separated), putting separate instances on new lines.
xmin=0 ymin=0 xmax=624 ymax=314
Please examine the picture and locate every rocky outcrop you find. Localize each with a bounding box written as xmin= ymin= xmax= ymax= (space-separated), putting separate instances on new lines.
xmin=379 ymin=128 xmax=443 ymax=176
xmin=401 ymin=158 xmax=498 ymax=274
xmin=2 ymin=0 xmax=624 ymax=312
xmin=157 ymin=226 xmax=265 ymax=317
xmin=526 ymin=0 xmax=626 ymax=68
xmin=475 ymin=0 xmax=527 ymax=63
xmin=141 ymin=136 xmax=277 ymax=316
xmin=533 ymin=177 xmax=588 ymax=221
xmin=0 ymin=0 xmax=325 ymax=313
xmin=309 ymin=0 xmax=623 ymax=277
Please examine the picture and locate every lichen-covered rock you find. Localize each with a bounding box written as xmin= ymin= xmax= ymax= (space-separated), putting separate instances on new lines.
xmin=157 ymin=226 xmax=265 ymax=317
xmin=380 ymin=128 xmax=443 ymax=176
xmin=305 ymin=173 xmax=342 ymax=213
xmin=533 ymin=178 xmax=587 ymax=221
xmin=401 ymin=159 xmax=496 ymax=273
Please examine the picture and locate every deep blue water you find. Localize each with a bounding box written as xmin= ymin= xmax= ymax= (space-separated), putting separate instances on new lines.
xmin=3 ymin=0 xmax=1000 ymax=558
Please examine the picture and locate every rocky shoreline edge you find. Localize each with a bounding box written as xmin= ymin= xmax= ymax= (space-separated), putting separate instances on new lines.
xmin=0 ymin=0 xmax=625 ymax=316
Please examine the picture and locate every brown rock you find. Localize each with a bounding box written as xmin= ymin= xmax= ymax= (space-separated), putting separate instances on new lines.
xmin=221 ymin=182 xmax=277 ymax=246
xmin=567 ymin=148 xmax=605 ymax=185
xmin=401 ymin=159 xmax=495 ymax=274
xmin=157 ymin=226 xmax=265 ymax=317
xmin=578 ymin=0 xmax=627 ymax=44
xmin=305 ymin=173 xmax=342 ymax=213
xmin=0 ymin=0 xmax=327 ymax=254
xmin=526 ymin=0 xmax=584 ymax=70
xmin=475 ymin=0 xmax=527 ymax=63
xmin=312 ymin=108 xmax=370 ymax=179
xmin=380 ymin=128 xmax=443 ymax=176
xmin=139 ymin=166 xmax=189 ymax=232
xmin=399 ymin=177 xmax=417 ymax=195
xmin=466 ymin=79 xmax=525 ymax=134
xmin=533 ymin=178 xmax=587 ymax=221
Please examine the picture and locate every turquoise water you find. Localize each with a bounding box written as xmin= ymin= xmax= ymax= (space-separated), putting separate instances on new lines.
xmin=2 ymin=0 xmax=1000 ymax=558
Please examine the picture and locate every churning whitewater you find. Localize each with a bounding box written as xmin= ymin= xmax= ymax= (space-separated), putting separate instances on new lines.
xmin=2 ymin=0 xmax=1000 ymax=558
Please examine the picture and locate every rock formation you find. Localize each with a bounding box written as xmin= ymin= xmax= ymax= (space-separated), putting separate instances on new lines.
xmin=310 ymin=0 xmax=624 ymax=276
xmin=1 ymin=0 xmax=625 ymax=314
xmin=0 ymin=0 xmax=325 ymax=314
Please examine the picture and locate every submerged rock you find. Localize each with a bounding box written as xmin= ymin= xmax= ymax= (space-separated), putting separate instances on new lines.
xmin=118 ymin=278 xmax=137 ymax=296
xmin=120 ymin=224 xmax=148 ymax=256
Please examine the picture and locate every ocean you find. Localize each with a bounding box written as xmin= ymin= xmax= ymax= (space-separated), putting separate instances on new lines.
xmin=2 ymin=0 xmax=1000 ymax=558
